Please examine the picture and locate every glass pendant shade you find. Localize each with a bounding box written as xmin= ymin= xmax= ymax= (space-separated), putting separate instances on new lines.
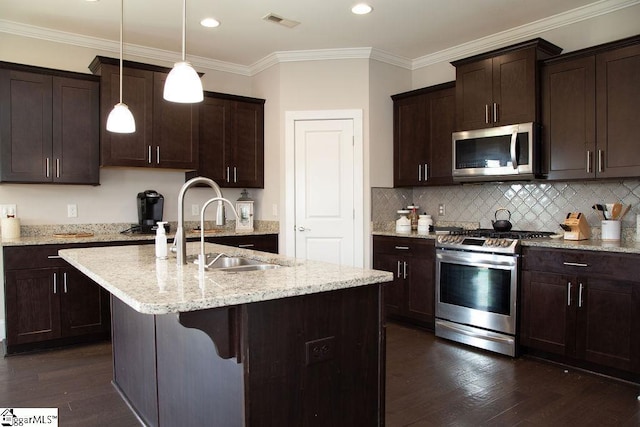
xmin=106 ymin=102 xmax=136 ymax=133
xmin=163 ymin=61 xmax=204 ymax=103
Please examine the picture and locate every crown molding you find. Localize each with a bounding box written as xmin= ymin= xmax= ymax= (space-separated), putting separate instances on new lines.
xmin=412 ymin=0 xmax=640 ymax=69
xmin=2 ymin=0 xmax=638 ymax=76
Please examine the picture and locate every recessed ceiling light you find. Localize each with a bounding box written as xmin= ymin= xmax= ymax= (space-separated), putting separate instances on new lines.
xmin=200 ymin=17 xmax=220 ymax=28
xmin=351 ymin=3 xmax=373 ymax=15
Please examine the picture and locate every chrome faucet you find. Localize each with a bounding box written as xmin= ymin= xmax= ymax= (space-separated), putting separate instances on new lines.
xmin=174 ymin=176 xmax=237 ymax=265
xmin=198 ymin=196 xmax=238 ymax=270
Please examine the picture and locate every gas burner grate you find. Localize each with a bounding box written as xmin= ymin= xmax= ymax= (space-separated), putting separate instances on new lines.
xmin=450 ymin=229 xmax=555 ymax=239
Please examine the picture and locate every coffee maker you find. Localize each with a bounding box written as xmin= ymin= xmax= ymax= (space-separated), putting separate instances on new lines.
xmin=136 ymin=190 xmax=168 ymax=234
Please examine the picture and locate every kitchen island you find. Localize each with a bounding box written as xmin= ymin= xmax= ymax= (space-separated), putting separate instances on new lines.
xmin=59 ymin=242 xmax=392 ymax=427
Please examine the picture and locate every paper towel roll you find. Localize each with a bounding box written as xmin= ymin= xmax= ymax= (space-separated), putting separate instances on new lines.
xmin=2 ymin=217 xmax=21 ymax=239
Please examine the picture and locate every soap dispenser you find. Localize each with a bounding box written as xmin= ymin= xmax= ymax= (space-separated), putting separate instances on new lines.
xmin=155 ymin=222 xmax=168 ymax=259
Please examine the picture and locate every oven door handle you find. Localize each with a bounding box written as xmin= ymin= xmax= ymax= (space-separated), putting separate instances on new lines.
xmin=510 ymin=127 xmax=518 ymax=170
xmin=437 ymin=320 xmax=514 ymax=345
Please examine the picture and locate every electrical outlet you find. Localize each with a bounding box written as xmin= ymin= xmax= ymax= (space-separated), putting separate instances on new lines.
xmin=305 ymin=336 xmax=335 ymax=365
xmin=438 ymin=203 xmax=445 ymax=216
xmin=0 ymin=204 xmax=17 ymax=217
xmin=67 ymin=204 xmax=78 ymax=218
xmin=192 ymin=204 xmax=200 ymax=216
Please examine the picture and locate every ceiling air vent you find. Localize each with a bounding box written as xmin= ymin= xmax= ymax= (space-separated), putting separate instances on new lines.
xmin=262 ymin=13 xmax=300 ymax=29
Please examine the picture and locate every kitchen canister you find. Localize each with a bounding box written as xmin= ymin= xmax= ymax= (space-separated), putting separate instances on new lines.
xmin=417 ymin=214 xmax=432 ymax=235
xmin=396 ymin=210 xmax=411 ymax=234
xmin=601 ymin=220 xmax=621 ymax=241
xmin=1 ymin=216 xmax=21 ymax=239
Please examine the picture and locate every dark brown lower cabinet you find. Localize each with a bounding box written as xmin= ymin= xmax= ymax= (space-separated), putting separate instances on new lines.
xmin=3 ymin=245 xmax=111 ymax=354
xmin=111 ymin=283 xmax=386 ymax=426
xmin=520 ymin=247 xmax=640 ymax=380
xmin=373 ymin=236 xmax=435 ymax=329
xmin=206 ymin=233 xmax=278 ymax=253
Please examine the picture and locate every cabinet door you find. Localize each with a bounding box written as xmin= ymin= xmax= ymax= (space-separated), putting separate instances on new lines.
xmin=454 ymin=58 xmax=493 ymax=131
xmin=206 ymin=234 xmax=278 ymax=254
xmin=99 ymin=64 xmax=154 ymax=167
xmin=492 ymin=48 xmax=537 ymax=126
xmin=60 ymin=267 xmax=110 ymax=337
xmin=231 ymin=101 xmax=264 ymax=188
xmin=196 ymin=96 xmax=228 ymax=182
xmin=595 ymin=43 xmax=640 ymax=178
xmin=425 ymin=87 xmax=455 ymax=185
xmin=406 ymin=246 xmax=435 ymax=327
xmin=52 ymin=77 xmax=100 ymax=184
xmin=576 ymin=277 xmax=640 ymax=373
xmin=5 ymin=268 xmax=61 ymax=345
xmin=152 ymin=72 xmax=198 ymax=169
xmin=393 ymin=94 xmax=427 ymax=186
xmin=520 ymin=270 xmax=576 ymax=356
xmin=0 ymin=70 xmax=52 ymax=182
xmin=372 ymin=251 xmax=403 ymax=317
xmin=542 ymin=56 xmax=596 ymax=180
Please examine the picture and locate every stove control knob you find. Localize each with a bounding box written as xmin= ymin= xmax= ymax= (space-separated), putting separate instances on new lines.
xmin=501 ymin=239 xmax=511 ymax=247
xmin=486 ymin=239 xmax=494 ymax=246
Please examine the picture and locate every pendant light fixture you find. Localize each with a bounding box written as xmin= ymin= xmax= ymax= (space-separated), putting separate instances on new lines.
xmin=106 ymin=0 xmax=136 ymax=133
xmin=163 ymin=0 xmax=203 ymax=103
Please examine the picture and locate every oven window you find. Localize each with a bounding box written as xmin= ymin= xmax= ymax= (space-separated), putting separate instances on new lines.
xmin=454 ymin=132 xmax=530 ymax=169
xmin=440 ymin=262 xmax=511 ymax=315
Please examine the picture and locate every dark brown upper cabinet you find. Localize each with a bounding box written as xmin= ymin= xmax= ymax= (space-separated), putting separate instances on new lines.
xmin=542 ymin=35 xmax=640 ymax=180
xmin=187 ymin=91 xmax=265 ymax=188
xmin=89 ymin=56 xmax=198 ymax=170
xmin=0 ymin=62 xmax=100 ymax=184
xmin=452 ymin=39 xmax=562 ymax=131
xmin=392 ymin=82 xmax=456 ymax=187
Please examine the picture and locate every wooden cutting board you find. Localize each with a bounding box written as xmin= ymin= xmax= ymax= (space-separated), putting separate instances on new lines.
xmin=53 ymin=232 xmax=95 ymax=238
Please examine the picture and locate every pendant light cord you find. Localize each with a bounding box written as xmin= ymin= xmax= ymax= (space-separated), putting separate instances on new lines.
xmin=181 ymin=0 xmax=187 ymax=62
xmin=119 ymin=0 xmax=124 ymax=103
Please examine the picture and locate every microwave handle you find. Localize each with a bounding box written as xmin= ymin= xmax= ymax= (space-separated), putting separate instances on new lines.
xmin=510 ymin=128 xmax=518 ymax=169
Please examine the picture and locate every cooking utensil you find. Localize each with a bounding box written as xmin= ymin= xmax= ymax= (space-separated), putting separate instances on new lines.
xmin=611 ymin=203 xmax=622 ymax=220
xmin=618 ymin=204 xmax=632 ymax=220
xmin=592 ymin=204 xmax=607 ymax=220
xmin=492 ymin=208 xmax=512 ymax=232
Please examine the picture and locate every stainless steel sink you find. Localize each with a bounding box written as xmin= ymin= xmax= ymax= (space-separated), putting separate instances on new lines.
xmin=189 ymin=253 xmax=280 ymax=272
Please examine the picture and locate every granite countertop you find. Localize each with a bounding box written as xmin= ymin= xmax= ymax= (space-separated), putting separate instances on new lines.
xmin=1 ymin=228 xmax=278 ymax=247
xmin=372 ymin=230 xmax=640 ymax=254
xmin=59 ymin=242 xmax=393 ymax=315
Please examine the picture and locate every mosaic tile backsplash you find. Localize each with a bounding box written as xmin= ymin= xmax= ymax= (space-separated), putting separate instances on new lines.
xmin=372 ymin=180 xmax=640 ymax=238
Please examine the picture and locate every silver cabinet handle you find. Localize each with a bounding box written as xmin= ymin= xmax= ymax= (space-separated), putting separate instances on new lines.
xmin=586 ymin=150 xmax=592 ymax=174
xmin=63 ymin=272 xmax=68 ymax=293
xmin=226 ymin=166 xmax=230 ymax=183
xmin=563 ymin=262 xmax=588 ymax=267
xmin=156 ymin=146 xmax=160 ymax=164
xmin=148 ymin=146 xmax=152 ymax=164
xmin=234 ymin=166 xmax=237 ymax=183
xmin=424 ymin=163 xmax=428 ymax=181
xmin=567 ymin=282 xmax=572 ymax=306
xmin=493 ymin=103 xmax=499 ymax=123
xmin=47 ymin=255 xmax=62 ymax=259
xmin=394 ymin=246 xmax=410 ymax=250
xmin=598 ymin=150 xmax=604 ymax=173
xmin=397 ymin=260 xmax=402 ymax=278
xmin=418 ymin=164 xmax=422 ymax=181
xmin=53 ymin=272 xmax=57 ymax=294
xmin=485 ymin=104 xmax=490 ymax=124
xmin=403 ymin=261 xmax=408 ymax=279
xmin=238 ymin=244 xmax=254 ymax=248
xmin=297 ymin=226 xmax=311 ymax=231
xmin=578 ymin=283 xmax=584 ymax=308
xmin=46 ymin=158 xmax=50 ymax=178
xmin=56 ymin=158 xmax=60 ymax=178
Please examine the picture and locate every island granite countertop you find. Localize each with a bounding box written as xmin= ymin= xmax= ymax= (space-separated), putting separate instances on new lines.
xmin=59 ymin=241 xmax=393 ymax=315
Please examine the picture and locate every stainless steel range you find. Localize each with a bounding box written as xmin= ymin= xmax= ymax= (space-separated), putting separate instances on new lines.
xmin=435 ymin=229 xmax=552 ymax=356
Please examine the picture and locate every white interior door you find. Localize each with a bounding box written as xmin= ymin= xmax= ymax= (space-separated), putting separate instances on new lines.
xmin=294 ymin=119 xmax=355 ymax=266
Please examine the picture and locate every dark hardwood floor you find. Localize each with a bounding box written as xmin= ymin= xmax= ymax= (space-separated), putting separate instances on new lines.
xmin=1 ymin=323 xmax=638 ymax=426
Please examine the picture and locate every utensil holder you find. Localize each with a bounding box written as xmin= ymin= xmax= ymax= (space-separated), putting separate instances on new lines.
xmin=601 ymin=220 xmax=621 ymax=241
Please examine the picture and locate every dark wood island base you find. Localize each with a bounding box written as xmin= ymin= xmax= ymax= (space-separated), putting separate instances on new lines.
xmin=111 ymin=284 xmax=386 ymax=427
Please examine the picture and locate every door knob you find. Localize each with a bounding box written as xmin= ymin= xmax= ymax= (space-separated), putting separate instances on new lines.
xmin=298 ymin=226 xmax=311 ymax=231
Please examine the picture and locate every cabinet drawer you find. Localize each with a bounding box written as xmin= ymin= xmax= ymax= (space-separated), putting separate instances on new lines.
xmin=522 ymin=247 xmax=640 ymax=282
xmin=373 ymin=236 xmax=433 ymax=257
xmin=3 ymin=245 xmax=69 ymax=270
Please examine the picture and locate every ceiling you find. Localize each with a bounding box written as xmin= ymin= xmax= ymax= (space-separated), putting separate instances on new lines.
xmin=0 ymin=0 xmax=624 ymax=70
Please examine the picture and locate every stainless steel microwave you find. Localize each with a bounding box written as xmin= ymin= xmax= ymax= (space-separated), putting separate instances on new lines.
xmin=452 ymin=122 xmax=540 ymax=182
